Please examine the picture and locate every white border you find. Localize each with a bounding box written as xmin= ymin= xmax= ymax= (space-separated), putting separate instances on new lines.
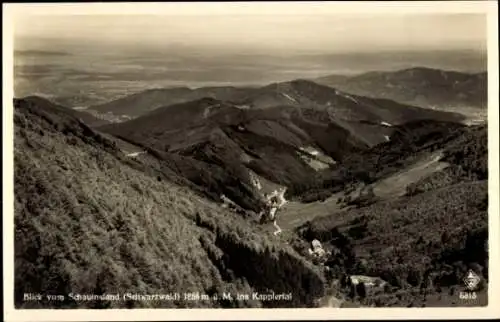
xmin=2 ymin=1 xmax=497 ymax=15
xmin=3 ymin=1 xmax=499 ymax=321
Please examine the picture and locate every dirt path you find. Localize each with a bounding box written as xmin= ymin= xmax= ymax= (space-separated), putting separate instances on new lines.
xmin=125 ymin=150 xmax=146 ymax=157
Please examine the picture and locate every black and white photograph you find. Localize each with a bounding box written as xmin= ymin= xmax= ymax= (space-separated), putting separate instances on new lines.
xmin=3 ymin=1 xmax=499 ymax=320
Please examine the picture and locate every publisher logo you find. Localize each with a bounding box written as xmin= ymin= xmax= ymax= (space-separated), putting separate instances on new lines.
xmin=463 ymin=270 xmax=481 ymax=291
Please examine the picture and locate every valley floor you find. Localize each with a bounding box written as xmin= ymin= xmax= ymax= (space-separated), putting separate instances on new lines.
xmin=276 ymin=149 xmax=448 ymax=233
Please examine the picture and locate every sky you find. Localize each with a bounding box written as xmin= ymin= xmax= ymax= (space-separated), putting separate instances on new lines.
xmin=14 ymin=13 xmax=487 ymax=55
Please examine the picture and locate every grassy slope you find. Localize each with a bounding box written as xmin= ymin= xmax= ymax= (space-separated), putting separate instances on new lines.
xmin=14 ymin=98 xmax=325 ymax=309
xmin=405 ymin=124 xmax=487 ymax=195
xmin=284 ymin=79 xmax=467 ymax=123
xmin=88 ymin=86 xmax=255 ymax=117
xmin=297 ymin=119 xmax=482 ymax=202
xmin=99 ymin=100 xmax=369 ymax=209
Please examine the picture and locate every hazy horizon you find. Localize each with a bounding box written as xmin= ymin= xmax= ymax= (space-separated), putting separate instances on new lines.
xmin=12 ymin=12 xmax=488 ymax=107
xmin=14 ymin=14 xmax=487 ymax=55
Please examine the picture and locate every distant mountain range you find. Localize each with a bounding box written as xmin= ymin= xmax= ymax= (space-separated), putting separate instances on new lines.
xmin=88 ymin=77 xmax=467 ymax=125
xmin=87 ymin=67 xmax=485 ymax=125
xmin=97 ymin=80 xmax=466 ymax=210
xmin=313 ymin=67 xmax=487 ymax=110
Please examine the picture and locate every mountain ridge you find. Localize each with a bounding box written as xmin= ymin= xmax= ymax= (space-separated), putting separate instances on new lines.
xmin=86 ymin=73 xmax=475 ymax=123
xmin=313 ymin=67 xmax=487 ymax=111
xmin=98 ymin=86 xmax=468 ymax=212
xmin=16 ymin=95 xmax=111 ymax=127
